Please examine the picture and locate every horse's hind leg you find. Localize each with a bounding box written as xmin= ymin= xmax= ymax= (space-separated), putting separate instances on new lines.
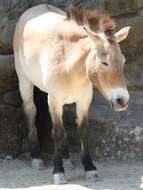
xmin=18 ymin=75 xmax=44 ymax=169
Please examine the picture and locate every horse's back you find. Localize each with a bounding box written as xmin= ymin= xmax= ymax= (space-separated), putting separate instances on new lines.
xmin=13 ymin=4 xmax=67 ymax=90
xmin=13 ymin=4 xmax=65 ymax=50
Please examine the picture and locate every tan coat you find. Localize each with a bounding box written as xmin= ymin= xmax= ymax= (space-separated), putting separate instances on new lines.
xmin=13 ymin=4 xmax=131 ymax=183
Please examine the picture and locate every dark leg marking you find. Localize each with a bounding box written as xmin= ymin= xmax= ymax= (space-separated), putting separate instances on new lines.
xmin=78 ymin=116 xmax=96 ymax=171
xmin=78 ymin=116 xmax=101 ymax=182
xmin=52 ymin=123 xmax=68 ymax=184
xmin=48 ymin=97 xmax=68 ymax=184
xmin=61 ymin=134 xmax=70 ymax=159
xmin=52 ymin=124 xmax=65 ymax=174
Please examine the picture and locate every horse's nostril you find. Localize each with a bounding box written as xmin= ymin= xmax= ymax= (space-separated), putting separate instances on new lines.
xmin=116 ymin=98 xmax=127 ymax=107
xmin=111 ymin=96 xmax=129 ymax=111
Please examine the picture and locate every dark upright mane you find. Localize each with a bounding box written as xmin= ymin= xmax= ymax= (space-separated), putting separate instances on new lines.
xmin=66 ymin=5 xmax=116 ymax=37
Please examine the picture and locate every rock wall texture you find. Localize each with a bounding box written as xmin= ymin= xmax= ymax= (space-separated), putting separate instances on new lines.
xmin=0 ymin=0 xmax=143 ymax=160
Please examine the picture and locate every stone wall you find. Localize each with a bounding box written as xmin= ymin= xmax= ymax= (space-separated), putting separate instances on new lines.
xmin=0 ymin=0 xmax=143 ymax=160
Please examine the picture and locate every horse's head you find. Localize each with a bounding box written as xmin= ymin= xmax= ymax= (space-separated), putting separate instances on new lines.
xmin=66 ymin=6 xmax=131 ymax=111
xmin=85 ymin=23 xmax=131 ymax=112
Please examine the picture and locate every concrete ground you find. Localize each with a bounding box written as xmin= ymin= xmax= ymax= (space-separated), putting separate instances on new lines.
xmin=0 ymin=155 xmax=143 ymax=190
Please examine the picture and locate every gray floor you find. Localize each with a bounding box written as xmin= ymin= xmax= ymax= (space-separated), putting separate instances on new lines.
xmin=0 ymin=156 xmax=143 ymax=190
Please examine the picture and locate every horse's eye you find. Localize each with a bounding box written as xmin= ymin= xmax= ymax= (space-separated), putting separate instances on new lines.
xmin=101 ymin=61 xmax=108 ymax=66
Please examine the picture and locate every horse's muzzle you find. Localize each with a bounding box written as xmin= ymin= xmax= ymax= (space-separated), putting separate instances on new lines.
xmin=110 ymin=96 xmax=129 ymax=112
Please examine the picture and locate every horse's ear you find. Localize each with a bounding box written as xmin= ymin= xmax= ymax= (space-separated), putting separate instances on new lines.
xmin=115 ymin=26 xmax=131 ymax=43
xmin=84 ymin=25 xmax=101 ymax=43
xmin=83 ymin=18 xmax=103 ymax=44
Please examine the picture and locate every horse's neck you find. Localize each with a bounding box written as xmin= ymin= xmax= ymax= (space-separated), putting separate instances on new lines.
xmin=65 ymin=36 xmax=92 ymax=82
xmin=61 ymin=19 xmax=87 ymax=40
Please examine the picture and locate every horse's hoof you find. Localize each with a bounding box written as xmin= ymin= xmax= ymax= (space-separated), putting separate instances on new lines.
xmin=85 ymin=170 xmax=101 ymax=182
xmin=31 ymin=158 xmax=45 ymax=170
xmin=63 ymin=159 xmax=74 ymax=170
xmin=53 ymin=173 xmax=68 ymax=184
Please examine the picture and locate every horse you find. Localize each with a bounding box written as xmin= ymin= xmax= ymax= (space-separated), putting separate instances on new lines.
xmin=13 ymin=4 xmax=130 ymax=184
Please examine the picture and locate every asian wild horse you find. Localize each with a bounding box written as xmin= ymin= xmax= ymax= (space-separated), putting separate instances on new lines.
xmin=13 ymin=4 xmax=131 ymax=184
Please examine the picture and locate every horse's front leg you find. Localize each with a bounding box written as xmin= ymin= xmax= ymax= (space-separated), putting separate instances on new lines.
xmin=76 ymin=96 xmax=100 ymax=182
xmin=48 ymin=96 xmax=68 ymax=184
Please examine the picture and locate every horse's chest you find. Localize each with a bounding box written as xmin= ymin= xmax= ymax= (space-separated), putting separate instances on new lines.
xmin=61 ymin=91 xmax=80 ymax=104
xmin=54 ymin=84 xmax=91 ymax=105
